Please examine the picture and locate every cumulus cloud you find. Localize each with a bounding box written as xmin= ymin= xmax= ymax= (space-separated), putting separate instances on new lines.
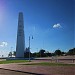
xmin=0 ymin=42 xmax=8 ymax=47
xmin=53 ymin=23 xmax=62 ymax=28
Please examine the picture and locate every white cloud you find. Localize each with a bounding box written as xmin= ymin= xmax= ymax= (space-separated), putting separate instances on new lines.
xmin=53 ymin=23 xmax=62 ymax=28
xmin=0 ymin=42 xmax=8 ymax=47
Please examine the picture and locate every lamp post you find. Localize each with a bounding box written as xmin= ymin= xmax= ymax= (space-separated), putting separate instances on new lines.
xmin=11 ymin=47 xmax=13 ymax=57
xmin=29 ymin=36 xmax=33 ymax=61
xmin=29 ymin=36 xmax=30 ymax=61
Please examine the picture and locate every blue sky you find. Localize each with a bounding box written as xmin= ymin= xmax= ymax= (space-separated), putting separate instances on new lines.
xmin=0 ymin=0 xmax=74 ymax=57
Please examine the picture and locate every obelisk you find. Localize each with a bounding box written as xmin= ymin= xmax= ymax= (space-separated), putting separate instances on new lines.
xmin=16 ymin=12 xmax=25 ymax=58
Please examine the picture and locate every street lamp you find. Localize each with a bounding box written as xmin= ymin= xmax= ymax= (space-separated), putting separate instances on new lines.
xmin=29 ymin=36 xmax=33 ymax=61
xmin=11 ymin=47 xmax=13 ymax=57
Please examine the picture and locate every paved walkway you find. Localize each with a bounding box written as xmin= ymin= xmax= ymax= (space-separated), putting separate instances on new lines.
xmin=0 ymin=68 xmax=31 ymax=75
xmin=0 ymin=60 xmax=75 ymax=75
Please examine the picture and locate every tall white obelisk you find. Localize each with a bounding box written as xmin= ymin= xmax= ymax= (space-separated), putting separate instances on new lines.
xmin=16 ymin=12 xmax=25 ymax=58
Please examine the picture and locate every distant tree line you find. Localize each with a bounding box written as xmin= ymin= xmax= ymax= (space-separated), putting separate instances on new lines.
xmin=8 ymin=48 xmax=75 ymax=57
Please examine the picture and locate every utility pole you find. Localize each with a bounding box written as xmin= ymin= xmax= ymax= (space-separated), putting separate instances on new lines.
xmin=11 ymin=47 xmax=13 ymax=57
xmin=29 ymin=36 xmax=33 ymax=61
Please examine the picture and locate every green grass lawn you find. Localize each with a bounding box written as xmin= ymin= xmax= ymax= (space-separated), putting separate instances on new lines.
xmin=0 ymin=60 xmax=75 ymax=66
xmin=23 ymin=62 xmax=75 ymax=66
xmin=0 ymin=60 xmax=29 ymax=64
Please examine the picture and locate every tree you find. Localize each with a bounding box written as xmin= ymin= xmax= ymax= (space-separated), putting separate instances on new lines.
xmin=24 ymin=52 xmax=32 ymax=58
xmin=45 ymin=51 xmax=52 ymax=57
xmin=54 ymin=49 xmax=61 ymax=56
xmin=32 ymin=52 xmax=39 ymax=57
xmin=13 ymin=51 xmax=16 ymax=56
xmin=8 ymin=52 xmax=12 ymax=57
xmin=67 ymin=48 xmax=75 ymax=55
xmin=61 ymin=52 xmax=66 ymax=56
xmin=39 ymin=49 xmax=46 ymax=57
xmin=24 ymin=47 xmax=32 ymax=58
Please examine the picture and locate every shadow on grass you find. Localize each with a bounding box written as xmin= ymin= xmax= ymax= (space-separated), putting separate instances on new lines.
xmin=0 ymin=68 xmax=44 ymax=75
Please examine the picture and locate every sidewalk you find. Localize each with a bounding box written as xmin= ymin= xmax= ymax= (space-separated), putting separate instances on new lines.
xmin=0 ymin=60 xmax=75 ymax=75
xmin=0 ymin=68 xmax=31 ymax=75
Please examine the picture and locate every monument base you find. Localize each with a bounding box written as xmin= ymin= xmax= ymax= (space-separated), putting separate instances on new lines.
xmin=6 ymin=57 xmax=34 ymax=60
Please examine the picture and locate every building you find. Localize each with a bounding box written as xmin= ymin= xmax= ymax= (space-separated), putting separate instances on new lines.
xmin=16 ymin=12 xmax=25 ymax=58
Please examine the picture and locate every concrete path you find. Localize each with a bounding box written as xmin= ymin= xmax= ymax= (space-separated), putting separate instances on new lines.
xmin=0 ymin=68 xmax=32 ymax=75
xmin=0 ymin=60 xmax=75 ymax=75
